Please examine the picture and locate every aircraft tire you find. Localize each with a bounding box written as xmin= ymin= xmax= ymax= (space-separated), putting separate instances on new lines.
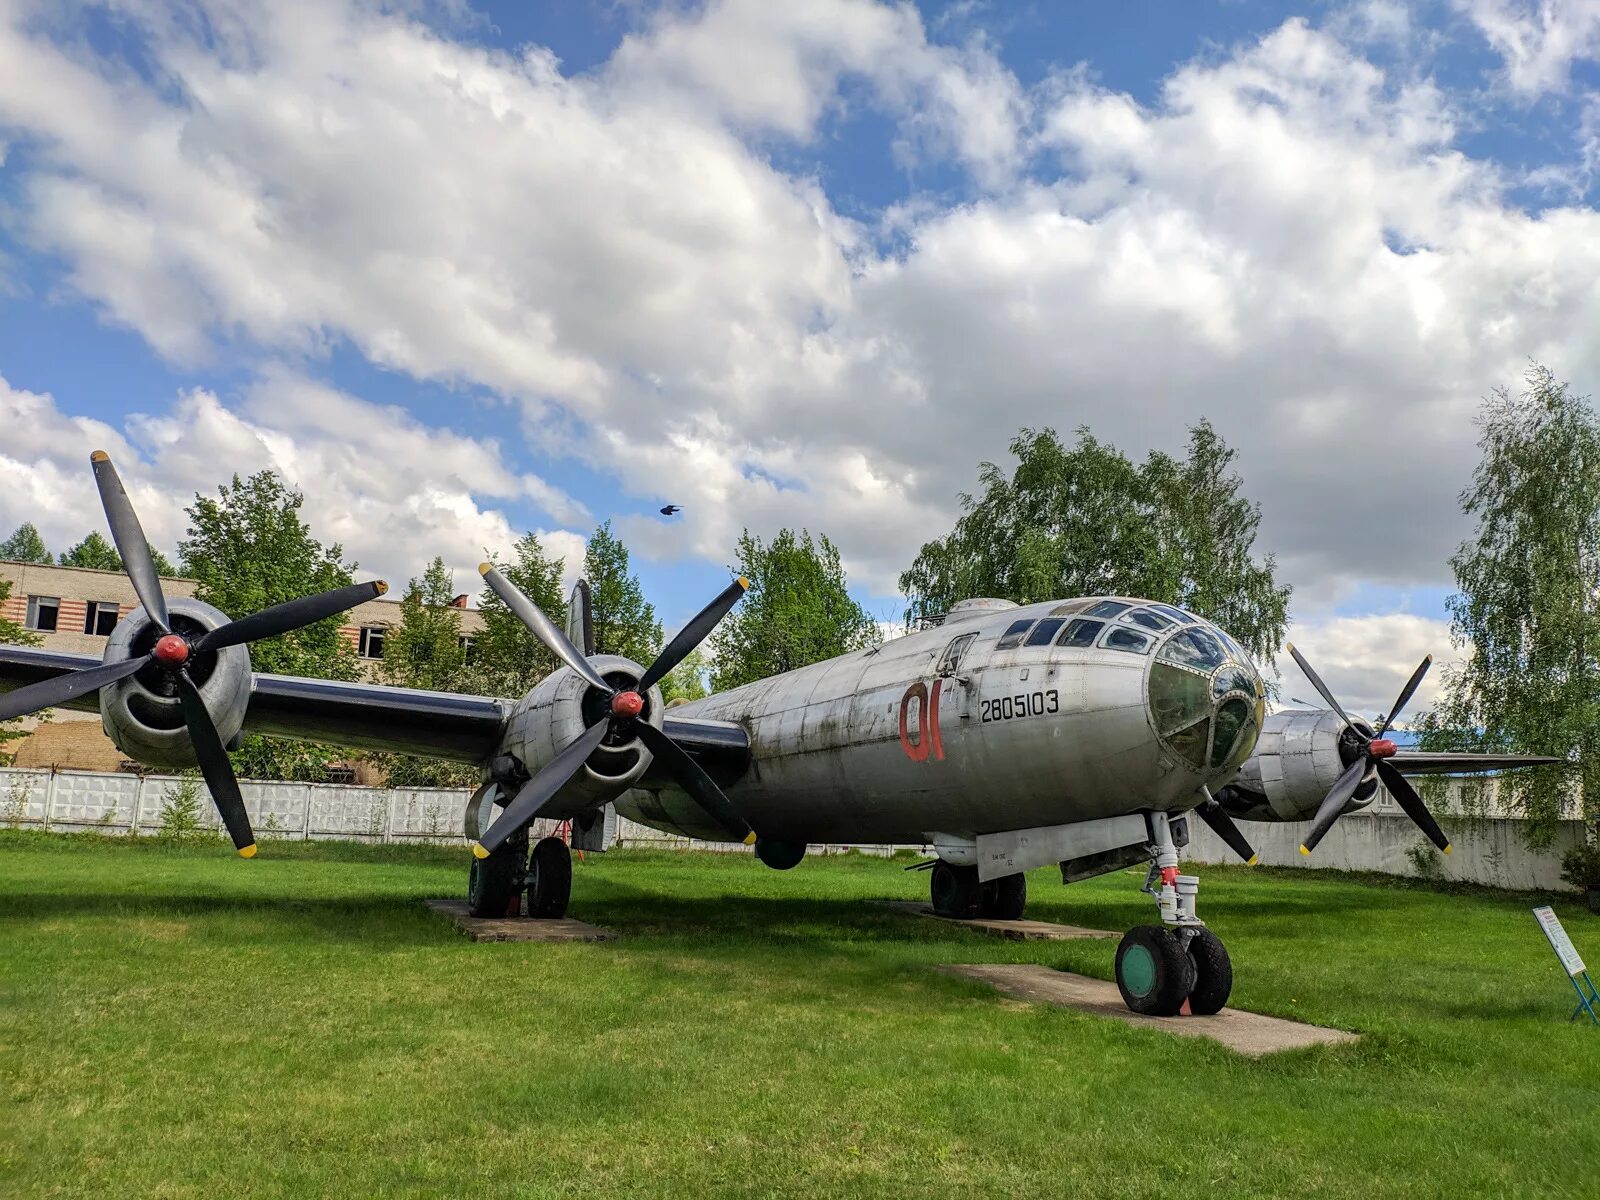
xmin=1184 ymin=928 xmax=1232 ymax=1015
xmin=527 ymin=836 xmax=573 ymax=919
xmin=1114 ymin=925 xmax=1195 ymax=1016
xmin=467 ymin=845 xmax=521 ymax=918
xmin=930 ymin=861 xmax=981 ymax=918
xmin=980 ymin=874 xmax=1026 ymax=920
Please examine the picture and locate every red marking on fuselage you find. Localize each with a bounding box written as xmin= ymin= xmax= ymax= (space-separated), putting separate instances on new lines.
xmin=898 ymin=679 xmax=945 ymax=763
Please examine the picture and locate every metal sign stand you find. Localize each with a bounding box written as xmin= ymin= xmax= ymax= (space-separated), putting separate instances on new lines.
xmin=1532 ymin=906 xmax=1600 ymax=1025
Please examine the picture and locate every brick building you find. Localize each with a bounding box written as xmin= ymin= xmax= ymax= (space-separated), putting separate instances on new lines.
xmin=1 ymin=558 xmax=484 ymax=772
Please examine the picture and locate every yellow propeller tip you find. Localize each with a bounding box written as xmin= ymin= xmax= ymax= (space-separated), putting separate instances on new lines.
xmin=1298 ymin=845 xmax=1311 ymax=857
xmin=743 ymin=831 xmax=758 ymax=845
xmin=374 ymin=580 xmax=388 ymax=596
xmin=1285 ymin=641 xmax=1295 ymax=653
xmin=90 ymin=449 xmax=110 ymax=463
xmin=1247 ymin=854 xmax=1259 ymax=866
xmin=1442 ymin=844 xmax=1453 ymax=855
xmin=478 ymin=562 xmax=493 ymax=576
xmin=737 ymin=576 xmax=750 ymax=590
xmin=238 ymin=844 xmax=257 ymax=859
xmin=470 ymin=842 xmax=490 ymax=859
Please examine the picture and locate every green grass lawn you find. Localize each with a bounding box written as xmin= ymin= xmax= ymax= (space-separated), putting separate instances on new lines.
xmin=3 ymin=831 xmax=1598 ymax=1199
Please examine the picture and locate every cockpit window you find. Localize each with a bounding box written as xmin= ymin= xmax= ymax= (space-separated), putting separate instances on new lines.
xmin=1148 ymin=604 xmax=1193 ymax=625
xmin=1049 ymin=599 xmax=1094 ymax=617
xmin=1025 ymin=618 xmax=1066 ymax=646
xmin=1122 ymin=608 xmax=1174 ymax=632
xmin=1057 ymin=618 xmax=1103 ymax=647
xmin=1101 ymin=627 xmax=1152 ymax=654
xmin=1210 ymin=697 xmax=1253 ymax=768
xmin=1084 ymin=600 xmax=1131 ymax=619
xmin=1158 ymin=628 xmax=1226 ymax=671
xmin=995 ymin=619 xmax=1034 ymax=650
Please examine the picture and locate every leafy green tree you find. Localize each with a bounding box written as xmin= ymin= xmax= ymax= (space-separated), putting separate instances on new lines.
xmin=57 ymin=531 xmax=177 ymax=576
xmin=1 ymin=523 xmax=51 ymax=564
xmin=712 ymin=528 xmax=880 ymax=690
xmin=900 ymin=423 xmax=1290 ymax=663
xmin=370 ymin=557 xmax=477 ymax=787
xmin=0 ymin=577 xmax=41 ymax=763
xmin=660 ymin=647 xmax=712 ymax=705
xmin=1418 ymin=364 xmax=1598 ymax=840
xmin=178 ymin=471 xmax=361 ymax=780
xmin=466 ymin=531 xmax=568 ymax=698
xmin=585 ymin=521 xmax=661 ymax=664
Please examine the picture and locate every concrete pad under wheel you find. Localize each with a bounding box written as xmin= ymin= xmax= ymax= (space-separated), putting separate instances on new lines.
xmin=873 ymin=900 xmax=1119 ymax=941
xmin=425 ymin=899 xmax=616 ymax=943
xmin=942 ymin=964 xmax=1359 ymax=1057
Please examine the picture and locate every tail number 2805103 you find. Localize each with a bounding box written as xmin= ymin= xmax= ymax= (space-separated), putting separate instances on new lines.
xmin=980 ymin=689 xmax=1059 ymax=724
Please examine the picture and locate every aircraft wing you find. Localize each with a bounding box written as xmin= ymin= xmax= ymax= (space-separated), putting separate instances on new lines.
xmin=1389 ymin=750 xmax=1565 ymax=775
xmin=0 ymin=643 xmax=750 ymax=772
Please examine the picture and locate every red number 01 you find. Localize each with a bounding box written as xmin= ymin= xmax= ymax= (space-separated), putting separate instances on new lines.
xmin=899 ymin=679 xmax=945 ymax=763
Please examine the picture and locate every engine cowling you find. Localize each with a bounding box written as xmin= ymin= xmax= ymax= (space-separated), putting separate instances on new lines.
xmin=499 ymin=654 xmax=664 ymax=817
xmin=100 ymin=598 xmax=252 ymax=770
xmin=1215 ymin=708 xmax=1379 ymax=823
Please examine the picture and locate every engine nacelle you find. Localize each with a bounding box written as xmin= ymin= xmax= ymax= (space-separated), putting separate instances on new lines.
xmin=500 ymin=654 xmax=664 ymax=817
xmin=1215 ymin=708 xmax=1378 ymax=823
xmin=100 ymin=598 xmax=252 ymax=770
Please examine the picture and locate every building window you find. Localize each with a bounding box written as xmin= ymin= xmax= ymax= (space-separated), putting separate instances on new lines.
xmin=25 ymin=595 xmax=59 ymax=632
xmin=84 ymin=601 xmax=120 ymax=636
xmin=358 ymin=626 xmax=386 ymax=659
xmin=458 ymin=634 xmax=477 ymax=662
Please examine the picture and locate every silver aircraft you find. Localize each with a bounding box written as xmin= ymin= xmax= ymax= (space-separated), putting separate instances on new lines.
xmin=0 ymin=454 xmax=1557 ymax=1017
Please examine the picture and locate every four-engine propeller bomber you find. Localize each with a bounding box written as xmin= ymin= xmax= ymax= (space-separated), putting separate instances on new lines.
xmin=0 ymin=453 xmax=1560 ymax=1017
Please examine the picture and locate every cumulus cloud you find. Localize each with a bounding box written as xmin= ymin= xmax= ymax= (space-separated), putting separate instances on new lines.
xmin=3 ymin=0 xmax=1600 ymax=627
xmin=1461 ymin=0 xmax=1600 ymax=96
xmin=0 ymin=371 xmax=585 ymax=594
xmin=1268 ymin=611 xmax=1457 ymax=724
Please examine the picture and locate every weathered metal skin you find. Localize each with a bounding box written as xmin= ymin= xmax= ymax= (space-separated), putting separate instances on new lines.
xmin=501 ymin=653 xmax=664 ymax=817
xmin=99 ymin=598 xmax=252 ymax=770
xmin=612 ymin=598 xmax=1266 ymax=845
xmin=1220 ymin=709 xmax=1378 ymax=822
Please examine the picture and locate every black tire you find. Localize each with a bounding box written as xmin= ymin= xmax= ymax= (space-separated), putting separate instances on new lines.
xmin=526 ymin=836 xmax=573 ymax=919
xmin=930 ymin=861 xmax=981 ymax=918
xmin=1184 ymin=927 xmax=1232 ymax=1015
xmin=467 ymin=845 xmax=521 ymax=918
xmin=979 ymin=873 xmax=1027 ymax=920
xmin=1115 ymin=925 xmax=1196 ymax=1016
xmin=754 ymin=839 xmax=806 ymax=871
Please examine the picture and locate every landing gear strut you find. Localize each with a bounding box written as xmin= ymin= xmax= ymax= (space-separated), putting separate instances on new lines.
xmin=930 ymin=862 xmax=1027 ymax=920
xmin=1112 ymin=812 xmax=1233 ymax=1016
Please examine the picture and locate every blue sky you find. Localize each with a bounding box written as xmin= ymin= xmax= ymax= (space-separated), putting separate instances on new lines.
xmin=3 ymin=0 xmax=1600 ymax=713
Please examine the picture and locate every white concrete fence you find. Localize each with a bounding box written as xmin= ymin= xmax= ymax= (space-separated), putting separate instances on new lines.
xmin=0 ymin=766 xmax=1585 ymax=892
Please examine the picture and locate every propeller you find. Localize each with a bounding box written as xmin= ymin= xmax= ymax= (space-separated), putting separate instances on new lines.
xmin=1195 ymin=793 xmax=1258 ymax=865
xmin=0 ymin=451 xmax=387 ymax=857
xmin=1285 ymin=643 xmax=1449 ymax=857
xmin=472 ymin=565 xmax=751 ymax=858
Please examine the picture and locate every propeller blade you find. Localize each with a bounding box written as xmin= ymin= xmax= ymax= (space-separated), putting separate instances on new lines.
xmin=1376 ymin=758 xmax=1452 ymax=854
xmin=1285 ymin=643 xmax=1350 ymax=726
xmin=174 ymin=672 xmax=256 ymax=857
xmin=1299 ymin=757 xmax=1368 ymax=855
xmin=473 ymin=718 xmax=611 ymax=857
xmin=479 ymin=564 xmax=612 ymax=695
xmin=1375 ymin=655 xmax=1432 ymax=737
xmin=1196 ymin=798 xmax=1258 ymax=865
xmin=0 ymin=654 xmax=152 ymax=722
xmin=634 ymin=719 xmax=755 ymax=844
xmin=638 ymin=577 xmax=748 ymax=694
xmin=193 ymin=580 xmax=388 ymax=655
xmin=90 ymin=451 xmax=170 ymax=632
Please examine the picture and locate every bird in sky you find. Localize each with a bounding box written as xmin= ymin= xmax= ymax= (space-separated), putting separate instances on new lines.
xmin=659 ymin=504 xmax=682 ymax=516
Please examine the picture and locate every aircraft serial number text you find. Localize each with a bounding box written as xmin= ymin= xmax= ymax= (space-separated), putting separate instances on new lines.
xmin=980 ymin=690 xmax=1060 ymax=723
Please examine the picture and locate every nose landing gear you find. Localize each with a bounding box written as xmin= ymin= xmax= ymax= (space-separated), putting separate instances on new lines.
xmin=1112 ymin=812 xmax=1233 ymax=1016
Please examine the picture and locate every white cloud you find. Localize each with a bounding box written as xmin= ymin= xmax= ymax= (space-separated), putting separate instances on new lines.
xmin=1268 ymin=611 xmax=1457 ymax=724
xmin=3 ymin=0 xmax=1600 ymax=640
xmin=0 ymin=371 xmax=585 ymax=594
xmin=1460 ymin=0 xmax=1600 ymax=96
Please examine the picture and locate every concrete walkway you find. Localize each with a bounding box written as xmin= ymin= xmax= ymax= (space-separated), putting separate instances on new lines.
xmin=942 ymin=964 xmax=1360 ymax=1056
xmin=425 ymin=899 xmax=616 ymax=943
xmin=874 ymin=900 xmax=1120 ymax=941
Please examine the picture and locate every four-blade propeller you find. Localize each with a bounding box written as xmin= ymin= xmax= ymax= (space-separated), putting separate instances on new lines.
xmin=0 ymin=452 xmax=386 ymax=857
xmin=472 ymin=564 xmax=752 ymax=859
xmin=1286 ymin=643 xmax=1450 ymax=857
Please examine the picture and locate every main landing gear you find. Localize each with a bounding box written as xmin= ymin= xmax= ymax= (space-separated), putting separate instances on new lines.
xmin=1112 ymin=812 xmax=1232 ymax=1016
xmin=467 ymin=832 xmax=573 ymax=919
xmin=930 ymin=861 xmax=1027 ymax=921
